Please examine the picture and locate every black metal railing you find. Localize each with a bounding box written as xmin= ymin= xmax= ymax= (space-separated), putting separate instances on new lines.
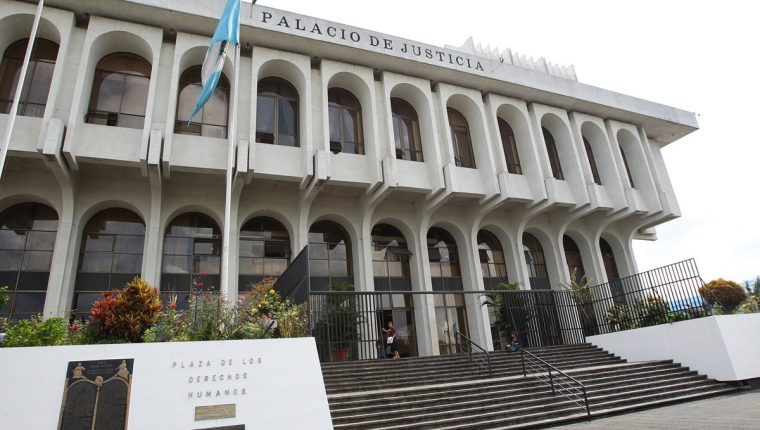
xmin=455 ymin=331 xmax=492 ymax=377
xmin=273 ymin=246 xmax=310 ymax=304
xmin=584 ymin=259 xmax=710 ymax=335
xmin=309 ymin=289 xmax=587 ymax=362
xmin=521 ymin=349 xmax=590 ymax=419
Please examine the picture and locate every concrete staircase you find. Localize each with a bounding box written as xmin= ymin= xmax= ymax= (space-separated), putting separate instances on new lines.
xmin=321 ymin=343 xmax=738 ymax=429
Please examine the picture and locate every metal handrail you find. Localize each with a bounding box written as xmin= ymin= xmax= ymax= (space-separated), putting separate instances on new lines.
xmin=521 ymin=349 xmax=590 ymax=419
xmin=455 ymin=331 xmax=492 ymax=377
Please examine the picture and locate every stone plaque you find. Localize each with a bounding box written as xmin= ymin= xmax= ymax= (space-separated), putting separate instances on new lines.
xmin=194 ymin=404 xmax=236 ymax=421
xmin=58 ymin=359 xmax=133 ymax=430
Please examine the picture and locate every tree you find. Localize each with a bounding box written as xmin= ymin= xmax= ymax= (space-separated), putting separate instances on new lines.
xmin=754 ymin=276 xmax=760 ymax=296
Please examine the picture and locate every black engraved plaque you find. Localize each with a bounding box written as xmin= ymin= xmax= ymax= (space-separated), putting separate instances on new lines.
xmin=58 ymin=359 xmax=133 ymax=430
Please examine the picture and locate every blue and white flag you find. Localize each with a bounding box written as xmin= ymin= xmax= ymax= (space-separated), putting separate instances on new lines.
xmin=187 ymin=0 xmax=240 ymax=126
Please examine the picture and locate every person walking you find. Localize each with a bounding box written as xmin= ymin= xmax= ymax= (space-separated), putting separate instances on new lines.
xmin=383 ymin=321 xmax=400 ymax=359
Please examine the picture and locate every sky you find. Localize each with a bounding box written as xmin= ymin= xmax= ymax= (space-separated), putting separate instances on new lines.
xmin=254 ymin=0 xmax=760 ymax=283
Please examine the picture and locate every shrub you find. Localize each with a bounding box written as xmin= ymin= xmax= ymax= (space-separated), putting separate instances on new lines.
xmin=277 ymin=302 xmax=309 ymax=338
xmin=0 ymin=285 xmax=8 ymax=307
xmin=143 ymin=297 xmax=189 ymax=343
xmin=738 ymin=297 xmax=759 ymax=314
xmin=700 ymin=278 xmax=747 ymax=314
xmin=90 ymin=277 xmax=162 ymax=342
xmin=3 ymin=315 xmax=69 ymax=347
xmin=185 ymin=291 xmax=235 ymax=341
xmin=604 ymin=304 xmax=634 ymax=331
xmin=637 ymin=295 xmax=671 ymax=327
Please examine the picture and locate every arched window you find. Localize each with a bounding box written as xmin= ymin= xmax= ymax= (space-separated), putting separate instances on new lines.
xmin=371 ymin=224 xmax=411 ymax=290
xmin=0 ymin=38 xmax=59 ymax=117
xmin=600 ymin=238 xmax=624 ymax=303
xmin=391 ymin=98 xmax=423 ymax=162
xmin=0 ymin=203 xmax=58 ymax=320
xmin=447 ymin=108 xmax=476 ymax=168
xmin=309 ymin=220 xmax=353 ymax=290
xmin=477 ymin=230 xmax=508 ymax=289
xmin=175 ymin=65 xmax=230 ymax=138
xmin=328 ymin=88 xmax=363 ymax=154
xmin=86 ymin=53 xmax=151 ymax=129
xmin=583 ymin=137 xmax=602 ymax=185
xmin=619 ymin=144 xmax=635 ymax=188
xmin=498 ymin=119 xmax=522 ymax=174
xmin=563 ymin=235 xmax=585 ymax=282
xmin=161 ymin=213 xmax=221 ymax=307
xmin=542 ymin=127 xmax=563 ymax=180
xmin=74 ymin=208 xmax=145 ymax=318
xmin=523 ymin=233 xmax=549 ymax=290
xmin=256 ymin=77 xmax=298 ymax=146
xmin=239 ymin=216 xmax=291 ymax=290
xmin=428 ymin=227 xmax=468 ymax=354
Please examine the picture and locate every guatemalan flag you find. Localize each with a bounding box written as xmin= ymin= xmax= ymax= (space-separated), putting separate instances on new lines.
xmin=187 ymin=0 xmax=241 ymax=126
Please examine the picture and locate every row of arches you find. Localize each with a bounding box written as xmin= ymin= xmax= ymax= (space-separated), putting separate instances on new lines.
xmin=0 ymin=202 xmax=624 ymax=320
xmin=0 ymin=38 xmax=643 ymax=188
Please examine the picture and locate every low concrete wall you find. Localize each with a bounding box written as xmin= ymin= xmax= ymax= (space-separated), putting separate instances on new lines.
xmin=588 ymin=314 xmax=760 ymax=382
xmin=0 ymin=337 xmax=333 ymax=429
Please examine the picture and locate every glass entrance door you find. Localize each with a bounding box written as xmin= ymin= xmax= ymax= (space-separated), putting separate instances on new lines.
xmin=435 ymin=293 xmax=468 ymax=355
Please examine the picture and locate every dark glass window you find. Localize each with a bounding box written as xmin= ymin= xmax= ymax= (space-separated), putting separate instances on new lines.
xmin=434 ymin=293 xmax=468 ymax=355
xmin=601 ymin=238 xmax=625 ymax=304
xmin=309 ymin=220 xmax=353 ymax=290
xmin=391 ymin=98 xmax=423 ymax=162
xmin=447 ymin=108 xmax=476 ymax=168
xmin=584 ymin=137 xmax=602 ymax=185
xmin=86 ymin=53 xmax=151 ymax=129
xmin=0 ymin=38 xmax=58 ymax=118
xmin=73 ymin=208 xmax=145 ymax=317
xmin=371 ymin=224 xmax=411 ymax=291
xmin=477 ymin=230 xmax=508 ymax=289
xmin=523 ymin=233 xmax=549 ymax=290
xmin=498 ymin=119 xmax=522 ymax=174
xmin=427 ymin=227 xmax=463 ymax=291
xmin=175 ymin=65 xmax=230 ymax=138
xmin=328 ymin=88 xmax=363 ymax=155
xmin=0 ymin=203 xmax=58 ymax=320
xmin=161 ymin=213 xmax=222 ymax=305
xmin=542 ymin=127 xmax=564 ymax=180
xmin=563 ymin=235 xmax=585 ymax=282
xmin=256 ymin=77 xmax=298 ymax=146
xmin=620 ymin=145 xmax=635 ymax=188
xmin=239 ymin=216 xmax=291 ymax=290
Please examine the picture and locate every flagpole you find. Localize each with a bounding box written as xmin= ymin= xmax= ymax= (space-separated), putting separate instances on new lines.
xmin=221 ymin=41 xmax=241 ymax=300
xmin=0 ymin=0 xmax=44 ymax=181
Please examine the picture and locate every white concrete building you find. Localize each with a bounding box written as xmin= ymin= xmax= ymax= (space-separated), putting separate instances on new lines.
xmin=0 ymin=0 xmax=695 ymax=355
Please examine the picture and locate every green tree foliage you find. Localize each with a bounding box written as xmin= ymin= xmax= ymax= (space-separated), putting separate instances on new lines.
xmin=3 ymin=316 xmax=69 ymax=347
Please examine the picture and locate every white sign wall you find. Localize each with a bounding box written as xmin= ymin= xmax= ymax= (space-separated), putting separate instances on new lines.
xmin=0 ymin=338 xmax=333 ymax=429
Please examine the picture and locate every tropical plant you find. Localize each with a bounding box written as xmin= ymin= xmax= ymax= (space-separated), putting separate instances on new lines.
xmin=142 ymin=296 xmax=189 ymax=343
xmin=482 ymin=282 xmax=520 ymax=348
xmin=277 ymin=302 xmax=309 ymax=338
xmin=89 ymin=277 xmax=163 ymax=342
xmin=636 ymin=295 xmax=671 ymax=327
xmin=0 ymin=285 xmax=8 ymax=308
xmin=700 ymin=278 xmax=747 ymax=314
xmin=604 ymin=304 xmax=634 ymax=331
xmin=3 ymin=315 xmax=69 ymax=347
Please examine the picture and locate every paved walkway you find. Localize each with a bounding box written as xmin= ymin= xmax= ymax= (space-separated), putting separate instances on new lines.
xmin=553 ymin=391 xmax=760 ymax=429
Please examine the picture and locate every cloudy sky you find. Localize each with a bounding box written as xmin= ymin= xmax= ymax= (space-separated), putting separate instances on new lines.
xmin=255 ymin=0 xmax=759 ymax=284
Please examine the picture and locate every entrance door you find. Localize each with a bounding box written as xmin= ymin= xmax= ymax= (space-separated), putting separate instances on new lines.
xmin=434 ymin=293 xmax=468 ymax=355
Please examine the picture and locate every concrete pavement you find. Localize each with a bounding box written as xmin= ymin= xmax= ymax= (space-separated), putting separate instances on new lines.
xmin=553 ymin=391 xmax=760 ymax=429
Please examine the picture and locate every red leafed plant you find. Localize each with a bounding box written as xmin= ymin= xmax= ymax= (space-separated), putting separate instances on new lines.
xmin=90 ymin=277 xmax=163 ymax=342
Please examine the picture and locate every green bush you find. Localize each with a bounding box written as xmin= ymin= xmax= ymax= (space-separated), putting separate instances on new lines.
xmin=604 ymin=304 xmax=634 ymax=331
xmin=637 ymin=296 xmax=671 ymax=327
xmin=0 ymin=285 xmax=8 ymax=308
xmin=700 ymin=278 xmax=747 ymax=314
xmin=4 ymin=315 xmax=69 ymax=347
xmin=90 ymin=277 xmax=163 ymax=342
xmin=738 ymin=297 xmax=759 ymax=314
xmin=142 ymin=298 xmax=189 ymax=343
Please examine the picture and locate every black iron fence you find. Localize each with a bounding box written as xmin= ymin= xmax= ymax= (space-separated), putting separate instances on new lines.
xmin=308 ymin=289 xmax=587 ymax=362
xmin=522 ymin=349 xmax=590 ymax=419
xmin=583 ymin=259 xmax=710 ymax=335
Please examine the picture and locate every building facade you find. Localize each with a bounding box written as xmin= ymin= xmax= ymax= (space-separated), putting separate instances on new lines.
xmin=0 ymin=0 xmax=695 ymax=355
